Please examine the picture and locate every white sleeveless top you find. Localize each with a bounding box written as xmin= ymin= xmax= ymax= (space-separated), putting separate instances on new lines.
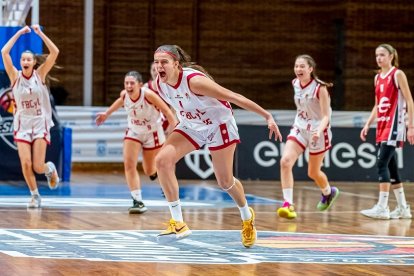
xmin=12 ymin=70 xmax=54 ymax=129
xmin=123 ymin=86 xmax=163 ymax=133
xmin=292 ymin=78 xmax=331 ymax=131
xmin=156 ymin=67 xmax=233 ymax=131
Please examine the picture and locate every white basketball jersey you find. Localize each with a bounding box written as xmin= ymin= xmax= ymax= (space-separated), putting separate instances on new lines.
xmin=292 ymin=78 xmax=331 ymax=131
xmin=123 ymin=87 xmax=163 ymax=133
xmin=156 ymin=67 xmax=233 ymax=131
xmin=12 ymin=70 xmax=54 ymax=128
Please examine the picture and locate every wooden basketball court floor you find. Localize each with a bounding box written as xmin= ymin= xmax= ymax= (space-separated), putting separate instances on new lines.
xmin=0 ymin=169 xmax=413 ymax=275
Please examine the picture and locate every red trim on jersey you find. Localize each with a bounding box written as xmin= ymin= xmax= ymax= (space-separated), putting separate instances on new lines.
xmin=174 ymin=129 xmax=200 ymax=149
xmin=45 ymin=137 xmax=51 ymax=145
xmin=209 ymin=139 xmax=240 ymax=151
xmin=314 ymin=84 xmax=321 ymax=99
xmin=14 ymin=139 xmax=32 ymax=145
xmin=186 ymin=73 xmax=206 ymax=96
xmin=34 ymin=136 xmax=50 ymax=145
xmin=219 ymin=123 xmax=230 ymax=144
xmin=217 ymin=100 xmax=232 ymax=110
xmin=287 ymin=136 xmax=306 ymax=151
xmin=22 ymin=70 xmax=34 ymax=80
xmin=143 ymin=144 xmax=163 ymax=150
xmin=147 ymin=80 xmax=157 ymax=92
xmin=153 ymin=131 xmax=160 ymax=147
xmin=375 ymin=67 xmax=402 ymax=144
xmin=124 ymin=137 xmax=143 ymax=145
xmin=169 ymin=70 xmax=183 ymax=89
xmin=156 ymin=77 xmax=163 ymax=94
xmin=144 ymin=96 xmax=153 ymax=106
xmin=129 ymin=89 xmax=142 ymax=103
xmin=16 ymin=118 xmax=21 ymax=132
xmin=300 ymin=78 xmax=314 ymax=89
xmin=11 ymin=77 xmax=19 ymax=89
xmin=309 ymin=145 xmax=332 ymax=155
xmin=162 ymin=120 xmax=170 ymax=131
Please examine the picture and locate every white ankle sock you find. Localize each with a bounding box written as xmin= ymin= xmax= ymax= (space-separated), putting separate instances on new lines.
xmin=393 ymin=187 xmax=407 ymax=208
xmin=322 ymin=185 xmax=332 ymax=196
xmin=130 ymin=189 xmax=142 ymax=201
xmin=30 ymin=189 xmax=39 ymax=196
xmin=45 ymin=163 xmax=53 ymax=175
xmin=168 ymin=199 xmax=183 ymax=222
xmin=378 ymin=191 xmax=389 ymax=208
xmin=238 ymin=203 xmax=251 ymax=221
xmin=282 ymin=188 xmax=293 ymax=204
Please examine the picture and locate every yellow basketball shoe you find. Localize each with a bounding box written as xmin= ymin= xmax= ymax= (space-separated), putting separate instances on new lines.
xmin=241 ymin=207 xmax=257 ymax=248
xmin=277 ymin=202 xmax=297 ymax=219
xmin=156 ymin=219 xmax=192 ymax=243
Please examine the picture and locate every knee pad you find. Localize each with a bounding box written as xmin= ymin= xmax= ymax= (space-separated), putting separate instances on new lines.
xmin=377 ymin=159 xmax=390 ymax=182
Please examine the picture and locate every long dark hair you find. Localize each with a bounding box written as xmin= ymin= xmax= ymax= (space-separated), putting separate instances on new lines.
xmin=295 ymin=54 xmax=333 ymax=88
xmin=155 ymin=45 xmax=214 ymax=80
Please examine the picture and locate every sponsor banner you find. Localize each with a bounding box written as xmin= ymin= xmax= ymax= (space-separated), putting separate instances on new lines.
xmin=54 ymin=106 xmax=372 ymax=163
xmin=176 ymin=125 xmax=414 ymax=181
xmin=57 ymin=106 xmax=127 ymax=162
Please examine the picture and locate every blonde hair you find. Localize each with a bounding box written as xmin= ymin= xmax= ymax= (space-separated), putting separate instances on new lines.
xmin=376 ymin=44 xmax=399 ymax=67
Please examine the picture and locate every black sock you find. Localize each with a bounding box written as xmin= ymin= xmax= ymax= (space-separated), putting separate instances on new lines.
xmin=149 ymin=172 xmax=158 ymax=181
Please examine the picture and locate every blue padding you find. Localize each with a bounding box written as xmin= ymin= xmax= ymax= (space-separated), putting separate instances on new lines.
xmin=62 ymin=127 xmax=72 ymax=182
xmin=0 ymin=26 xmax=43 ymax=70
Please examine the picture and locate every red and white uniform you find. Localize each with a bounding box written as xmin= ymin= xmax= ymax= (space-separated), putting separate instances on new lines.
xmin=156 ymin=67 xmax=240 ymax=150
xmin=12 ymin=70 xmax=54 ymax=144
xmin=144 ymin=79 xmax=170 ymax=131
xmin=123 ymin=87 xmax=165 ymax=149
xmin=375 ymin=67 xmax=406 ymax=147
xmin=144 ymin=79 xmax=157 ymax=93
xmin=287 ymin=78 xmax=332 ymax=154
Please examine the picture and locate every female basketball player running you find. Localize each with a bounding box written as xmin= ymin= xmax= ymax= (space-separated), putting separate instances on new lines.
xmin=360 ymin=44 xmax=414 ymax=220
xmin=1 ymin=25 xmax=60 ymax=208
xmin=96 ymin=71 xmax=177 ymax=214
xmin=277 ymin=55 xmax=339 ymax=220
xmin=153 ymin=45 xmax=282 ymax=248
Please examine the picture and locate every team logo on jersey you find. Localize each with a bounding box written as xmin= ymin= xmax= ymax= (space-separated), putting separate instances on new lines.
xmin=378 ymin=97 xmax=391 ymax=113
xmin=0 ymin=229 xmax=413 ymax=265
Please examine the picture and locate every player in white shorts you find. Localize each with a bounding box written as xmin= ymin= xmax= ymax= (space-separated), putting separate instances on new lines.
xmin=153 ymin=45 xmax=282 ymax=248
xmin=96 ymin=71 xmax=177 ymax=214
xmin=277 ymin=54 xmax=339 ymax=220
xmin=1 ymin=25 xmax=60 ymax=208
